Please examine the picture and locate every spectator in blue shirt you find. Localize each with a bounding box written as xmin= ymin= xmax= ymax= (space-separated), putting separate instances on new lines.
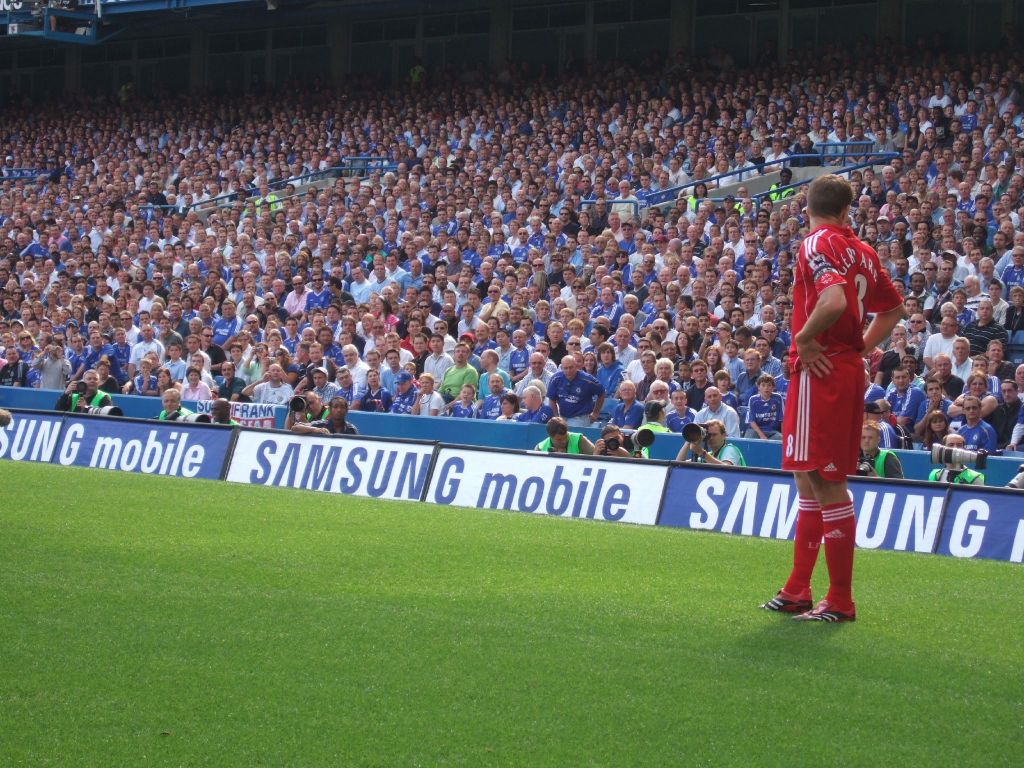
xmin=547 ymin=355 xmax=605 ymax=428
xmin=388 ymin=371 xmax=418 ymax=414
xmin=734 ymin=349 xmax=764 ymax=406
xmin=886 ymin=366 xmax=926 ymax=431
xmin=955 ymin=395 xmax=998 ymax=452
xmin=211 ymin=300 xmax=244 ymax=347
xmin=595 ymin=342 xmax=625 ymax=397
xmin=449 ymin=383 xmax=478 ymax=418
xmin=745 ymin=374 xmax=785 ymax=440
xmin=477 ymin=373 xmax=511 ymax=420
xmin=612 ymin=380 xmax=644 ymax=429
xmin=515 ymin=385 xmax=553 ymax=424
xmin=359 ymin=369 xmax=393 ymax=413
xmin=666 ymin=389 xmax=698 ymax=433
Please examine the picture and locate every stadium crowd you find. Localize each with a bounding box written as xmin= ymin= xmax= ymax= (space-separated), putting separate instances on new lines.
xmin=1 ymin=42 xmax=1024 ymax=460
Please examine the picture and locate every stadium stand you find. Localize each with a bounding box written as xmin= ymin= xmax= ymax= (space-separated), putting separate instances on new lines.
xmin=2 ymin=17 xmax=1024 ymax=469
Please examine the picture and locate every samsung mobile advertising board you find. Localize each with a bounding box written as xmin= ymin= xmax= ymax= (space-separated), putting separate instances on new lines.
xmin=425 ymin=447 xmax=669 ymax=525
xmin=226 ymin=429 xmax=435 ymax=500
xmin=0 ymin=410 xmax=65 ymax=463
xmin=50 ymin=414 xmax=233 ymax=479
xmin=658 ymin=464 xmax=951 ymax=555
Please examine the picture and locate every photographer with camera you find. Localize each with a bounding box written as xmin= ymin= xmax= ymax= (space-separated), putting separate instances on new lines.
xmin=856 ymin=421 xmax=904 ymax=478
xmin=55 ymin=370 xmax=114 ymax=413
xmin=928 ymin=433 xmax=986 ymax=485
xmin=534 ymin=416 xmax=595 ymax=455
xmin=594 ymin=424 xmax=635 ymax=459
xmin=286 ymin=390 xmax=329 ymax=430
xmin=157 ymin=389 xmax=207 ymax=422
xmin=676 ymin=420 xmax=746 ymax=466
xmin=292 ymin=396 xmax=359 ymax=436
xmin=32 ymin=341 xmax=71 ymax=391
xmin=637 ymin=400 xmax=671 ymax=443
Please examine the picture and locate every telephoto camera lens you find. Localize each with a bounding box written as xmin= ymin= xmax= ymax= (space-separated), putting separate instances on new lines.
xmin=682 ymin=423 xmax=706 ymax=443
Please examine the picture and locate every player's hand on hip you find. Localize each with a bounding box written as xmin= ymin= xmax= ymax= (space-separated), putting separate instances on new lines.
xmin=796 ymin=337 xmax=832 ymax=378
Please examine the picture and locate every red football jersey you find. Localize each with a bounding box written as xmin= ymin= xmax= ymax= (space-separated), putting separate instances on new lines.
xmin=789 ymin=224 xmax=902 ymax=360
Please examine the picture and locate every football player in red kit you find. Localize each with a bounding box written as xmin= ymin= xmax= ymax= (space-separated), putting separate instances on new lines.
xmin=762 ymin=175 xmax=906 ymax=622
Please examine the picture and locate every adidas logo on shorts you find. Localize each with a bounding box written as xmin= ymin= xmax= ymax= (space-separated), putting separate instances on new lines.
xmin=824 ymin=529 xmax=845 ymax=539
xmin=824 ymin=463 xmax=838 ymax=472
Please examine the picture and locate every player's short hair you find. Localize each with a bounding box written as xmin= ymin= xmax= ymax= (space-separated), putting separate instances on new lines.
xmin=807 ymin=174 xmax=854 ymax=219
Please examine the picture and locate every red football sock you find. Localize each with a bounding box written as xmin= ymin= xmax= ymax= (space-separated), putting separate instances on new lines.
xmin=783 ymin=497 xmax=822 ymax=597
xmin=821 ymin=501 xmax=857 ymax=612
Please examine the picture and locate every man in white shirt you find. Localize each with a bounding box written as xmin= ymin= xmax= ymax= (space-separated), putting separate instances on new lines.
xmin=730 ymin=150 xmax=758 ymax=182
xmin=243 ymin=363 xmax=295 ymax=405
xmin=283 ymin=275 xmax=309 ymax=318
xmin=341 ymin=344 xmax=370 ymax=390
xmin=694 ymin=386 xmax=741 ymax=437
xmin=922 ymin=315 xmax=959 ymax=370
xmin=423 ymin=334 xmax=454 ymax=381
xmin=128 ymin=324 xmax=164 ymax=377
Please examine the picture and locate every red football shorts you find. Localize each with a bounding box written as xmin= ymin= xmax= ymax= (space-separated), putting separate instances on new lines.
xmin=782 ymin=354 xmax=864 ymax=482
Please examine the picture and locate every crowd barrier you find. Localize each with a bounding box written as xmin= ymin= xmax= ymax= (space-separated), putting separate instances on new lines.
xmin=2 ymin=408 xmax=1022 ymax=564
xmin=2 ymin=387 xmax=1022 ymax=485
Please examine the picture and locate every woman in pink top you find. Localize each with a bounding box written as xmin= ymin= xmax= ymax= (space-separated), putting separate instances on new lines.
xmin=180 ymin=367 xmax=213 ymax=401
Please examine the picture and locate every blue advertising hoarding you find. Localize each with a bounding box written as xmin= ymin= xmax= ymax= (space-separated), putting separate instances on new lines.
xmin=936 ymin=488 xmax=1024 ymax=563
xmin=51 ymin=414 xmax=233 ymax=479
xmin=658 ymin=465 xmax=951 ymax=555
xmin=0 ymin=410 xmax=65 ymax=463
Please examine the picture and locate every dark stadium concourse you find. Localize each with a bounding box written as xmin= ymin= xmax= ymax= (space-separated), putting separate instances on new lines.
xmin=0 ymin=0 xmax=1021 ymax=97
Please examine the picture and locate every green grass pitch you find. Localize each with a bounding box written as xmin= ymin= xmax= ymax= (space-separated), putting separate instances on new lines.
xmin=1 ymin=462 xmax=1021 ymax=766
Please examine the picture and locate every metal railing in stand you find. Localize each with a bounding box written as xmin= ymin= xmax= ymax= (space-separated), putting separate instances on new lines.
xmin=2 ymin=168 xmax=43 ymax=179
xmin=138 ymin=157 xmax=398 ymax=219
xmin=639 ymin=141 xmax=891 ymax=210
xmin=696 ymin=154 xmax=897 ymax=211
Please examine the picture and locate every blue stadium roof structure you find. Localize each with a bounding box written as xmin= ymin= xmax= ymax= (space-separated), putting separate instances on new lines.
xmin=0 ymin=0 xmax=459 ymax=45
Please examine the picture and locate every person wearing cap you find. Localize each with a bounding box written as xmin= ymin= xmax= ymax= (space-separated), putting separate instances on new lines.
xmin=388 ymin=371 xmax=419 ymax=415
xmin=635 ymin=400 xmax=672 ymax=456
xmin=768 ymin=168 xmax=795 ymax=201
xmin=308 ymin=366 xmax=339 ymax=403
xmin=293 ymin=397 xmax=359 ymax=436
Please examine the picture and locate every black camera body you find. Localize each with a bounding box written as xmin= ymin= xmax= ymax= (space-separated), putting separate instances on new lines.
xmin=75 ymin=380 xmax=88 ymax=395
xmin=855 ymin=460 xmax=873 ymax=476
xmin=604 ymin=429 xmax=654 ymax=455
